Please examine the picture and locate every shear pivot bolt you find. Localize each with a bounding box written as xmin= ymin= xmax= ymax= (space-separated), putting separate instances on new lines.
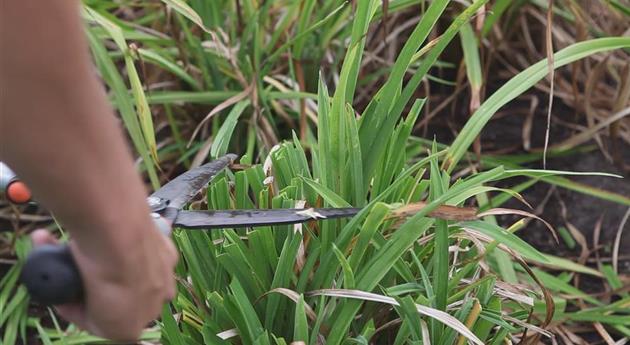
xmin=147 ymin=196 xmax=167 ymax=211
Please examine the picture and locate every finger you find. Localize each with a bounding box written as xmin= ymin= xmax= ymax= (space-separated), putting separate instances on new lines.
xmin=165 ymin=276 xmax=176 ymax=301
xmin=55 ymin=304 xmax=112 ymax=339
xmin=31 ymin=232 xmax=88 ymax=330
xmin=162 ymin=237 xmax=179 ymax=266
xmin=30 ymin=229 xmax=58 ymax=246
xmin=54 ymin=304 xmax=104 ymax=338
xmin=54 ymin=304 xmax=86 ymax=326
xmin=161 ymin=239 xmax=178 ymax=301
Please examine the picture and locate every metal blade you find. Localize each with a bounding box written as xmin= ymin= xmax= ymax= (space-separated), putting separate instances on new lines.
xmin=172 ymin=208 xmax=361 ymax=229
xmin=150 ymin=154 xmax=237 ymax=210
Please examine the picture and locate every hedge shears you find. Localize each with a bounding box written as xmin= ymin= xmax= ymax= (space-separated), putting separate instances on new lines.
xmin=15 ymin=154 xmax=477 ymax=305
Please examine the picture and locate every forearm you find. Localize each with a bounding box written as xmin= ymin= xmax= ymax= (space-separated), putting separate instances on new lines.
xmin=1 ymin=1 xmax=153 ymax=258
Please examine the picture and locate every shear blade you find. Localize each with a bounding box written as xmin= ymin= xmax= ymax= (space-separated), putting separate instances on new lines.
xmin=172 ymin=208 xmax=361 ymax=229
xmin=150 ymin=154 xmax=236 ymax=211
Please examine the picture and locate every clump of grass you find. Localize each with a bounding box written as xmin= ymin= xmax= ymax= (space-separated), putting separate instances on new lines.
xmin=0 ymin=235 xmax=30 ymax=345
xmin=158 ymin=1 xmax=627 ymax=344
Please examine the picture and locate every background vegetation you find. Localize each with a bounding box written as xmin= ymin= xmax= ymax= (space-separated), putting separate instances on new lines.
xmin=1 ymin=0 xmax=629 ymax=344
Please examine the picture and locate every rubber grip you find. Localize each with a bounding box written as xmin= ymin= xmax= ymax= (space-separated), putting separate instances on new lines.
xmin=21 ymin=213 xmax=170 ymax=305
xmin=20 ymin=244 xmax=83 ymax=305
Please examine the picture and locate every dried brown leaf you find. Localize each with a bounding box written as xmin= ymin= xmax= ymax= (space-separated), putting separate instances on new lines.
xmin=542 ymin=0 xmax=555 ymax=169
xmin=307 ymin=289 xmax=484 ymax=345
xmin=188 ymin=83 xmax=253 ymax=146
xmin=389 ymin=201 xmax=478 ymax=222
xmin=259 ymin=288 xmax=318 ymax=321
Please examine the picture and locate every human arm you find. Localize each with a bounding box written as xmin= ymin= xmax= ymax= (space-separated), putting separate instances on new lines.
xmin=1 ymin=0 xmax=177 ymax=341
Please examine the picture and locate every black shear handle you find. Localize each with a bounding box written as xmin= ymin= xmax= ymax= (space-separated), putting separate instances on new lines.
xmin=20 ymin=244 xmax=82 ymax=305
xmin=21 ymin=214 xmax=171 ymax=305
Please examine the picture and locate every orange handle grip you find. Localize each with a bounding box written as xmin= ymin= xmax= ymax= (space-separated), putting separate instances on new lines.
xmin=7 ymin=180 xmax=32 ymax=204
xmin=1 ymin=162 xmax=32 ymax=204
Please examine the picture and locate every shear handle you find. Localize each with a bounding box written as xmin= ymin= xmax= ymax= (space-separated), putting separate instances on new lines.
xmin=21 ymin=213 xmax=171 ymax=305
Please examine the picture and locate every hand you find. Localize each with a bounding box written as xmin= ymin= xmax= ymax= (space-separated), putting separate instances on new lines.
xmin=30 ymin=225 xmax=178 ymax=341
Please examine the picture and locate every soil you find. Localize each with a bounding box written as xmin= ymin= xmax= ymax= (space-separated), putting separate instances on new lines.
xmin=517 ymin=151 xmax=630 ymax=253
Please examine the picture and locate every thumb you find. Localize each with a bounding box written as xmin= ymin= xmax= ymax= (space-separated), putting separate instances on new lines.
xmin=30 ymin=229 xmax=59 ymax=246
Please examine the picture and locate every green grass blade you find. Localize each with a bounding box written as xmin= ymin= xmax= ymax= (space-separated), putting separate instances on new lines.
xmin=459 ymin=22 xmax=483 ymax=95
xmin=446 ymin=37 xmax=630 ymax=170
xmin=84 ymin=7 xmax=160 ymax=166
xmin=211 ymin=101 xmax=249 ymax=158
xmin=137 ymin=48 xmax=202 ymax=91
xmin=461 ymin=220 xmax=548 ymax=262
xmin=161 ymin=0 xmax=211 ymax=33
xmin=293 ymin=294 xmax=309 ymax=342
xmin=84 ymin=27 xmax=160 ymax=188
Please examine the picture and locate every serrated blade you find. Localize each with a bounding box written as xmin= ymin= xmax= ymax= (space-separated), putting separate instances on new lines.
xmin=172 ymin=208 xmax=361 ymax=229
xmin=150 ymin=154 xmax=236 ymax=210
